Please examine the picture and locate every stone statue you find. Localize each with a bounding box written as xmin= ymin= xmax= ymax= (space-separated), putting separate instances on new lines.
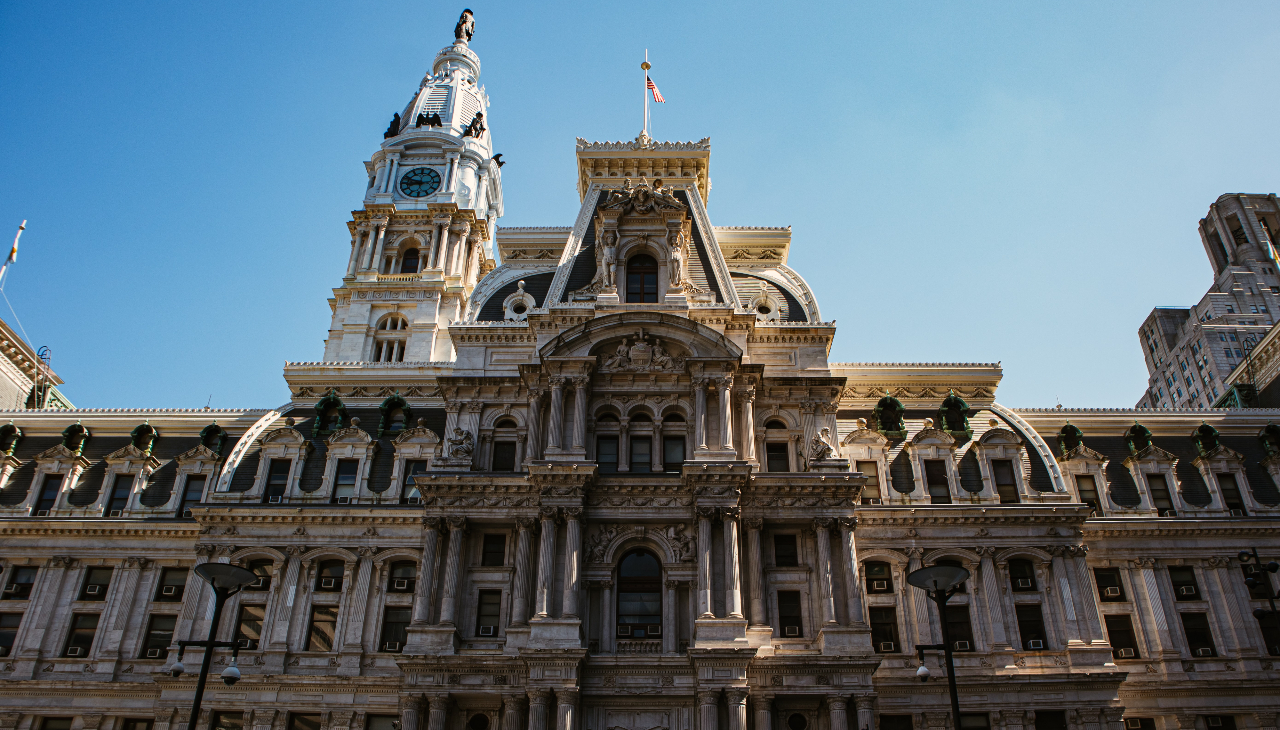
xmin=652 ymin=178 xmax=682 ymax=207
xmin=651 ymin=339 xmax=674 ymax=369
xmin=462 ymin=112 xmax=486 ymax=138
xmin=383 ymin=113 xmax=401 ymax=139
xmin=603 ymin=339 xmax=631 ymax=369
xmin=415 ymin=112 xmax=442 ymax=128
xmin=601 ymin=231 xmax=617 ymax=288
xmin=448 ymin=428 xmax=474 ymax=458
xmin=666 ymin=523 xmax=695 ymax=561
xmin=808 ymin=427 xmax=835 ymax=461
xmin=668 ymin=229 xmax=685 ymax=286
xmin=454 ymin=9 xmax=475 ymax=43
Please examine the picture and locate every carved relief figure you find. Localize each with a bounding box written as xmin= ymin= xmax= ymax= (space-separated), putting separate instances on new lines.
xmin=651 ymin=340 xmax=674 ymax=370
xmin=665 ymin=523 xmax=695 ymax=561
xmin=602 ymin=230 xmax=617 ymax=288
xmin=668 ymin=229 xmax=685 ymax=286
xmin=448 ymin=428 xmax=474 ymax=458
xmin=809 ymin=427 xmax=835 ymax=461
xmin=604 ymin=339 xmax=632 ymax=369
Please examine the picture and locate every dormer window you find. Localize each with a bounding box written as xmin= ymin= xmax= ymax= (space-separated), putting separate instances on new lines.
xmin=625 ymin=254 xmax=659 ymax=303
xmin=387 ymin=409 xmax=406 ymax=433
xmin=264 ymin=459 xmax=290 ymax=503
xmin=34 ymin=474 xmax=63 ymax=516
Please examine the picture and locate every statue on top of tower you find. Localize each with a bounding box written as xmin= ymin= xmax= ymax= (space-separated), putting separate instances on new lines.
xmin=454 ymin=9 xmax=475 ymax=43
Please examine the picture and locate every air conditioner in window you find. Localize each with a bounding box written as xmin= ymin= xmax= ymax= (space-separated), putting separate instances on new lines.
xmin=1 ymin=585 xmax=15 ymax=594
xmin=1125 ymin=719 xmax=1143 ymax=729
xmin=1208 ymin=719 xmax=1222 ymax=727
xmin=1117 ymin=648 xmax=1136 ymax=658
xmin=405 ymin=497 xmax=423 ymax=505
xmin=1027 ymin=639 xmax=1044 ymax=650
xmin=1229 ymin=509 xmax=1245 ymax=516
xmin=872 ymin=580 xmax=888 ymax=591
xmin=393 ymin=579 xmax=409 ymax=590
xmin=1178 ymin=585 xmax=1197 ymax=596
xmin=479 ymin=626 xmax=496 ymax=636
xmin=108 ymin=510 xmax=123 ymax=517
xmin=182 ymin=509 xmax=193 ymax=518
xmin=250 ymin=577 xmax=267 ymax=589
xmin=953 ymin=640 xmax=970 ymax=651
xmin=1016 ymin=578 xmax=1033 ymax=589
xmin=784 ymin=626 xmax=800 ymax=637
xmin=237 ymin=639 xmax=253 ymax=648
xmin=1158 ymin=509 xmax=1177 ymax=517
xmin=85 ymin=585 xmax=102 ymax=595
xmin=383 ymin=641 xmax=401 ymax=652
xmin=1195 ymin=647 xmax=1214 ymax=657
xmin=617 ymin=625 xmax=632 ymax=637
xmin=66 ymin=647 xmax=83 ymax=657
xmin=320 ymin=578 xmax=336 ymax=589
xmin=35 ymin=510 xmax=49 ymax=517
xmin=161 ymin=586 xmax=177 ymax=596
xmin=145 ymin=648 xmax=162 ymax=658
xmin=864 ymin=498 xmax=883 ymax=505
xmin=268 ymin=496 xmax=283 ymax=504
xmin=1103 ymin=587 xmax=1122 ymax=598
xmin=879 ymin=641 xmax=895 ymax=652
xmin=648 ymin=624 xmax=661 ymax=636
xmin=0 ymin=647 xmax=8 ymax=657
xmin=335 ymin=496 xmax=352 ymax=504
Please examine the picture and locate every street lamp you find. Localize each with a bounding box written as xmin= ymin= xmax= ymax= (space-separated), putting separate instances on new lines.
xmin=1238 ymin=548 xmax=1280 ymax=622
xmin=170 ymin=563 xmax=258 ymax=730
xmin=908 ymin=564 xmax=972 ymax=730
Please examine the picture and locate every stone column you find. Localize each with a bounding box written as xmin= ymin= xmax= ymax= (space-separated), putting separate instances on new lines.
xmin=371 ymin=221 xmax=391 ymax=274
xmin=813 ymin=519 xmax=838 ymax=625
xmin=1049 ymin=547 xmax=1083 ymax=644
xmin=535 ymin=507 xmax=558 ymax=618
xmin=555 ymin=689 xmax=578 ymax=730
xmin=741 ymin=389 xmax=756 ymax=463
xmin=429 ymin=220 xmax=448 ymax=269
xmin=697 ymin=507 xmax=715 ymax=617
xmin=102 ymin=556 xmax=150 ymax=658
xmin=526 ymin=389 xmax=545 ymax=461
xmin=906 ymin=548 xmax=934 ymax=645
xmin=745 ymin=517 xmax=767 ymax=626
xmin=511 ymin=517 xmax=535 ymax=626
xmin=698 ymin=691 xmax=720 ymax=730
xmin=547 ymin=378 xmax=566 ymax=452
xmin=827 ymin=697 xmax=850 ymax=730
xmin=562 ymin=508 xmax=583 ymax=618
xmin=855 ymin=696 xmax=876 ymax=730
xmin=399 ymin=696 xmax=423 ymax=730
xmin=753 ymin=695 xmax=773 ymax=730
xmin=717 ymin=376 xmax=735 ymax=451
xmin=527 ymin=689 xmax=551 ymax=730
xmin=572 ymin=377 xmax=590 ymax=450
xmin=652 ymin=421 xmax=665 ymax=472
xmin=346 ymin=228 xmax=365 ymax=277
xmin=723 ymin=508 xmax=744 ymax=619
xmin=1128 ymin=558 xmax=1174 ymax=656
xmin=727 ymin=690 xmax=748 ymax=730
xmin=694 ymin=379 xmax=709 ymax=450
xmin=1203 ymin=557 xmax=1250 ymax=655
xmin=413 ymin=518 xmax=443 ymax=624
xmin=664 ymin=579 xmax=678 ymax=653
xmin=268 ymin=548 xmax=303 ymax=649
xmin=502 ymin=695 xmax=526 ymax=730
xmin=976 ymin=548 xmax=1009 ymax=649
xmin=1068 ymin=546 xmax=1104 ymax=644
xmin=425 ymin=693 xmax=449 ymax=730
xmin=838 ymin=518 xmax=865 ymax=626
xmin=342 ymin=550 xmax=375 ymax=651
xmin=437 ymin=517 xmax=467 ymax=626
xmin=361 ymin=220 xmax=381 ymax=269
xmin=619 ymin=419 xmax=631 ymax=472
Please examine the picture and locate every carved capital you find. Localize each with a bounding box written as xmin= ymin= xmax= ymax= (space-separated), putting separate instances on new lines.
xmin=571 ymin=376 xmax=591 ymax=389
xmin=445 ymin=515 xmax=468 ymax=532
xmin=974 ymin=546 xmax=997 ymax=558
xmin=837 ymin=516 xmax=857 ymax=530
xmin=721 ymin=507 xmax=741 ymax=521
xmin=562 ymin=506 xmax=583 ymax=520
xmin=1131 ymin=557 xmax=1159 ymax=569
xmin=743 ymin=517 xmax=764 ymax=531
xmin=527 ymin=688 xmax=552 ymax=706
xmin=549 ymin=376 xmax=566 ymax=388
xmin=125 ymin=556 xmax=153 ymax=569
xmin=812 ymin=517 xmax=835 ymax=531
xmin=515 ymin=516 xmax=536 ymax=530
xmin=696 ymin=506 xmax=718 ymax=520
xmin=539 ymin=506 xmax=559 ymax=521
xmin=1205 ymin=555 xmax=1232 ymax=568
xmin=422 ymin=516 xmax=444 ymax=532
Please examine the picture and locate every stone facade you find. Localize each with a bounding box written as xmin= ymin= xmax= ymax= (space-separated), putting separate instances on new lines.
xmin=1 ymin=14 xmax=1279 ymax=730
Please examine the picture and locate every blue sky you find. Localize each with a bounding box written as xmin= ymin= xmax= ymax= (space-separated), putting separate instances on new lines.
xmin=2 ymin=1 xmax=1278 ymax=409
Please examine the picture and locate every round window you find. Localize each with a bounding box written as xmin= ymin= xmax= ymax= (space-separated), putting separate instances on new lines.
xmin=468 ymin=715 xmax=490 ymax=730
xmin=512 ymin=303 xmax=527 ymax=314
xmin=788 ymin=715 xmax=808 ymax=730
xmin=757 ymin=304 xmax=772 ymax=315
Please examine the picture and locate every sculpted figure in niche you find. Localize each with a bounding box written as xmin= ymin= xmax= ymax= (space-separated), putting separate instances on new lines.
xmin=448 ymin=428 xmax=474 ymax=458
xmin=454 ymin=9 xmax=475 ymax=42
xmin=603 ymin=339 xmax=631 ymax=369
xmin=667 ymin=229 xmax=685 ymax=286
xmin=666 ymin=523 xmax=695 ymax=561
xmin=809 ymin=427 xmax=835 ymax=462
xmin=601 ymin=231 xmax=617 ymax=288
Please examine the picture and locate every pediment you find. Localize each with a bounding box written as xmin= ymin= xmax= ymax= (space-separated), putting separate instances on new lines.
xmin=394 ymin=427 xmax=441 ymax=445
xmin=326 ymin=427 xmax=373 ymax=445
xmin=539 ymin=312 xmax=742 ymax=361
xmin=1061 ymin=444 xmax=1107 ymax=464
xmin=1124 ymin=444 xmax=1178 ymax=465
xmin=35 ymin=444 xmax=87 ymax=463
xmin=105 ymin=444 xmax=161 ymax=466
xmin=841 ymin=428 xmax=888 ymax=447
xmin=910 ymin=428 xmax=956 ymax=447
xmin=978 ymin=428 xmax=1022 ymax=446
xmin=261 ymin=427 xmax=307 ymax=445
xmin=175 ymin=444 xmax=222 ymax=464
xmin=1192 ymin=444 xmax=1245 ymax=465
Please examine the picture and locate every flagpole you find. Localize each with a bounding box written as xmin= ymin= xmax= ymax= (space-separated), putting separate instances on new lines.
xmin=0 ymin=221 xmax=25 ymax=291
xmin=642 ymin=51 xmax=651 ymax=137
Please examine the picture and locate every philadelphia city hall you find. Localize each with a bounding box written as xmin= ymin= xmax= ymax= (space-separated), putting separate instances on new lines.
xmin=2 ymin=12 xmax=1279 ymax=730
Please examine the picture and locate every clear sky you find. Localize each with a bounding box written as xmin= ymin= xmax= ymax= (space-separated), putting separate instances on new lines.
xmin=2 ymin=1 xmax=1278 ymax=410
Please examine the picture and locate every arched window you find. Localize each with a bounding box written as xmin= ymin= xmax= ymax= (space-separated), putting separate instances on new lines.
xmin=662 ymin=413 xmax=685 ymax=423
xmin=387 ymin=408 xmax=406 ymax=432
xmin=374 ymin=315 xmax=409 ymax=362
xmin=765 ymin=420 xmax=788 ymax=429
xmin=617 ymin=549 xmax=662 ymax=639
xmin=597 ymin=413 xmax=619 ymax=423
xmin=493 ymin=419 xmax=518 ymax=472
xmin=625 ymin=254 xmax=659 ymax=303
xmin=323 ymin=408 xmax=343 ymax=431
xmin=316 ymin=560 xmax=345 ymax=592
xmin=399 ymin=248 xmax=420 ymax=274
xmin=630 ymin=412 xmax=652 ymax=422
xmin=388 ymin=561 xmax=416 ymax=593
xmin=246 ymin=559 xmax=273 ymax=590
xmin=378 ymin=315 xmax=408 ymax=331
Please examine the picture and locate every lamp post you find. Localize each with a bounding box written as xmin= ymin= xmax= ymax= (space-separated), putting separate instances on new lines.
xmin=907 ymin=564 xmax=971 ymax=730
xmin=169 ymin=563 xmax=258 ymax=730
xmin=1238 ymin=548 xmax=1280 ymax=625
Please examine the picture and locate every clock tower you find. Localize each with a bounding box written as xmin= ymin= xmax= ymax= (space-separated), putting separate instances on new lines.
xmin=314 ymin=9 xmax=501 ymax=367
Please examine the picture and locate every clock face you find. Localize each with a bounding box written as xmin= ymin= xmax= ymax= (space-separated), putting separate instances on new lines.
xmin=399 ymin=167 xmax=441 ymax=198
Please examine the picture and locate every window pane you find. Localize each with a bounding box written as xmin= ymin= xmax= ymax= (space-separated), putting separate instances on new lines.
xmin=1104 ymin=614 xmax=1139 ymax=659
xmin=290 ymin=716 xmax=322 ymax=730
xmin=307 ymin=607 xmax=338 ymax=651
xmin=482 ymin=534 xmax=507 ymax=567
xmin=108 ymin=475 xmax=133 ymax=514
xmin=774 ymin=535 xmax=798 ymax=567
xmin=5 ymin=567 xmax=37 ymax=599
xmin=597 ymin=437 xmax=618 ymax=473
xmin=142 ymin=614 xmax=176 ymax=655
xmin=80 ymin=568 xmax=113 ymax=601
xmin=236 ymin=605 xmax=265 ymax=649
xmin=1180 ymin=612 xmax=1216 ymax=656
xmin=765 ymin=442 xmax=789 ymax=472
xmin=630 ymin=437 xmax=651 ymax=473
xmin=476 ymin=590 xmax=502 ymax=636
xmin=402 ymin=459 xmax=429 ymax=502
xmin=865 ymin=562 xmax=893 ymax=593
xmin=1076 ymin=474 xmax=1102 ymax=515
xmin=1009 ymin=559 xmax=1037 ymax=592
xmin=663 ymin=437 xmax=685 ymax=471
xmin=857 ymin=461 xmax=881 ymax=502
xmin=1146 ymin=474 xmax=1174 ymax=512
xmin=156 ymin=568 xmax=188 ymax=602
xmin=1217 ymin=473 xmax=1246 ymax=513
xmin=1094 ymin=568 xmax=1125 ymax=602
xmin=265 ymin=459 xmax=291 ymax=500
xmin=179 ymin=475 xmax=206 ymax=516
xmin=778 ymin=591 xmax=803 ymax=637
xmin=211 ymin=714 xmax=244 ymax=730
xmin=1015 ymin=604 xmax=1047 ymax=650
xmin=925 ymin=460 xmax=951 ymax=504
xmin=869 ymin=607 xmax=899 ymax=652
xmin=0 ymin=613 xmax=22 ymax=657
xmin=35 ymin=474 xmax=63 ymax=513
xmin=380 ymin=607 xmax=411 ymax=651
xmin=1169 ymin=567 xmax=1200 ymax=600
xmin=492 ymin=442 xmax=517 ymax=472
xmin=64 ymin=613 xmax=99 ymax=656
xmin=992 ymin=460 xmax=1019 ymax=503
xmin=945 ymin=605 xmax=974 ymax=651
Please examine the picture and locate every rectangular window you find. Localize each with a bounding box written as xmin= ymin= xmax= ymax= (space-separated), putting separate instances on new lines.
xmin=107 ymin=474 xmax=133 ymax=516
xmin=264 ymin=459 xmax=291 ymax=502
xmin=765 ymin=442 xmax=789 ymax=472
xmin=865 ymin=562 xmax=893 ymax=593
xmin=1015 ymin=604 xmax=1048 ymax=650
xmin=3 ymin=567 xmax=37 ymax=600
xmin=0 ymin=613 xmax=21 ymax=657
xmin=120 ymin=721 xmax=153 ymax=730
xmin=178 ymin=474 xmax=206 ymax=517
xmin=402 ymin=459 xmax=429 ymax=503
xmin=1034 ymin=712 xmax=1068 ymax=730
xmin=597 ymin=436 xmax=619 ymax=473
xmin=141 ymin=614 xmax=175 ymax=658
xmin=34 ymin=474 xmax=63 ymax=515
xmin=858 ymin=461 xmax=882 ymax=503
xmin=380 ymin=607 xmax=411 ymax=652
xmin=663 ymin=437 xmax=685 ymax=473
xmin=475 ymin=589 xmax=501 ymax=636
xmin=991 ymin=459 xmax=1019 ymax=503
xmin=1216 ymin=473 xmax=1247 ymax=514
xmin=773 ymin=534 xmax=798 ymax=567
xmin=1257 ymin=610 xmax=1280 ymax=656
xmin=41 ymin=721 xmax=73 ymax=730
xmin=1202 ymin=719 xmax=1236 ymax=730
xmin=960 ymin=715 xmax=990 ymax=730
xmin=155 ymin=568 xmax=188 ymax=602
xmin=79 ymin=567 xmax=113 ymax=601
xmin=1076 ymin=474 xmax=1102 ymax=515
xmin=333 ymin=459 xmax=359 ymax=501
xmin=289 ymin=716 xmax=322 ymax=730
xmin=1244 ymin=564 xmax=1273 ymax=600
xmin=1180 ymin=612 xmax=1217 ymax=657
xmin=366 ymin=718 xmax=398 ymax=730
xmin=491 ymin=441 xmax=517 ymax=472
xmin=211 ymin=714 xmax=244 ymax=730
xmin=1168 ymin=567 xmax=1201 ymax=601
xmin=869 ymin=607 xmax=900 ymax=653
xmin=1008 ymin=559 xmax=1037 ymax=592
xmin=1104 ymin=614 xmax=1139 ymax=659
xmin=1094 ymin=568 xmax=1126 ymax=602
xmin=924 ymin=459 xmax=951 ymax=504
xmin=481 ymin=534 xmax=507 ymax=567
xmin=777 ymin=591 xmax=803 ymax=637
xmin=1146 ymin=473 xmax=1175 ymax=515
xmin=945 ymin=605 xmax=975 ymax=651
xmin=629 ymin=437 xmax=652 ymax=474
xmin=307 ymin=606 xmax=338 ymax=651
xmin=63 ymin=613 xmax=99 ymax=657
xmin=235 ymin=604 xmax=264 ymax=650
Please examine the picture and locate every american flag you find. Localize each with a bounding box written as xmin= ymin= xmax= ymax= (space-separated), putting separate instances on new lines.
xmin=647 ymin=76 xmax=665 ymax=103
